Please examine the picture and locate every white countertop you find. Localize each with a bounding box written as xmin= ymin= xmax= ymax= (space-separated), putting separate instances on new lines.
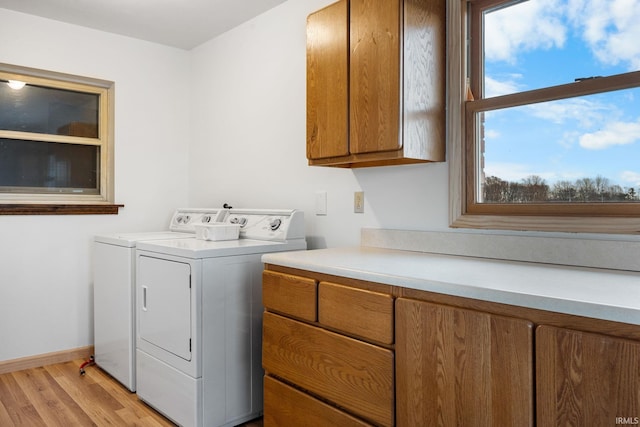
xmin=262 ymin=247 xmax=640 ymax=326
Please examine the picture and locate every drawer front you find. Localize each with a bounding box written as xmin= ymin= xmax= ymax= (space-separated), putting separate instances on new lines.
xmin=264 ymin=375 xmax=373 ymax=427
xmin=263 ymin=312 xmax=394 ymax=427
xmin=262 ymin=271 xmax=317 ymax=322
xmin=319 ymin=281 xmax=394 ymax=344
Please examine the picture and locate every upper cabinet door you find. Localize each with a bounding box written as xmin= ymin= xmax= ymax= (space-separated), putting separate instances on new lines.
xmin=349 ymin=0 xmax=401 ymax=154
xmin=306 ymin=0 xmax=349 ymax=160
xmin=306 ymin=0 xmax=445 ymax=167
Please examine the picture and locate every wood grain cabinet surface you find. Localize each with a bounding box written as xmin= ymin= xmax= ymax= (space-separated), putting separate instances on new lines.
xmin=306 ymin=0 xmax=445 ymax=168
xmin=262 ymin=264 xmax=640 ymax=427
xmin=536 ymin=325 xmax=640 ymax=427
xmin=262 ymin=312 xmax=394 ymax=427
xmin=262 ymin=271 xmax=317 ymax=322
xmin=263 ymin=376 xmax=373 ymax=427
xmin=318 ymin=281 xmax=394 ymax=344
xmin=396 ymin=298 xmax=534 ymax=427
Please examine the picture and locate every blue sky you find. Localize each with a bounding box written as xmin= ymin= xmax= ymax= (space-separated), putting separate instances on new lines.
xmin=482 ymin=0 xmax=640 ymax=189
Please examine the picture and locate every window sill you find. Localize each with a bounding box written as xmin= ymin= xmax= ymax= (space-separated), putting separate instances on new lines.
xmin=0 ymin=204 xmax=124 ymax=215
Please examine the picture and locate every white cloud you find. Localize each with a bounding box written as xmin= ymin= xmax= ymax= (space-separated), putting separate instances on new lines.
xmin=484 ymin=162 xmax=531 ymax=182
xmin=526 ymin=98 xmax=609 ymax=127
xmin=483 ymin=162 xmax=558 ymax=182
xmin=484 ymin=75 xmax=523 ymax=98
xmin=579 ymin=120 xmax=640 ymax=149
xmin=567 ymin=0 xmax=640 ymax=70
xmin=620 ymin=171 xmax=640 ymax=187
xmin=484 ymin=162 xmax=591 ymax=185
xmin=484 ymin=129 xmax=501 ymax=139
xmin=484 ymin=0 xmax=567 ymax=64
xmin=486 ymin=0 xmax=640 ymax=70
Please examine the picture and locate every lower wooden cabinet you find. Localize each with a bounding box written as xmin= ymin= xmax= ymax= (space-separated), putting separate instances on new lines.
xmin=262 ymin=312 xmax=394 ymax=426
xmin=264 ymin=375 xmax=374 ymax=427
xmin=262 ymin=265 xmax=640 ymax=427
xmin=395 ymin=298 xmax=534 ymax=426
xmin=536 ymin=325 xmax=640 ymax=426
xmin=318 ymin=281 xmax=394 ymax=345
xmin=262 ymin=270 xmax=317 ymax=322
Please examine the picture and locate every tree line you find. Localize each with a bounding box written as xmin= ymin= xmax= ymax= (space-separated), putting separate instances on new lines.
xmin=482 ymin=175 xmax=639 ymax=203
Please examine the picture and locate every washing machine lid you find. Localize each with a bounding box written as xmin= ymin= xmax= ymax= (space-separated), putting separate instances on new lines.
xmin=93 ymin=208 xmax=224 ymax=247
xmin=136 ymin=237 xmax=307 ymax=259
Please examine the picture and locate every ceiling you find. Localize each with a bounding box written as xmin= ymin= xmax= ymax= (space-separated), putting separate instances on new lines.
xmin=0 ymin=0 xmax=287 ymax=50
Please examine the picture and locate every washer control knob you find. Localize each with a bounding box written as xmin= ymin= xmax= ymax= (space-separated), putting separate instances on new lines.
xmin=202 ymin=215 xmax=212 ymax=223
xmin=230 ymin=216 xmax=248 ymax=227
xmin=269 ymin=218 xmax=282 ymax=231
xmin=176 ymin=215 xmax=186 ymax=224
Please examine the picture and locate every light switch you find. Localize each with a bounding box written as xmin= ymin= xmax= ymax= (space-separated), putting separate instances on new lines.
xmin=316 ymin=191 xmax=327 ymax=215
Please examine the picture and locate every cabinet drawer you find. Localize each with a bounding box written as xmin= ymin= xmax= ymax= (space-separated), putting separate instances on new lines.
xmin=263 ymin=271 xmax=317 ymax=322
xmin=263 ymin=312 xmax=394 ymax=427
xmin=264 ymin=375 xmax=373 ymax=427
xmin=319 ymin=282 xmax=394 ymax=344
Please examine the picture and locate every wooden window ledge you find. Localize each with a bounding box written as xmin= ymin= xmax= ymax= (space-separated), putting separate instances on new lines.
xmin=0 ymin=204 xmax=124 ymax=215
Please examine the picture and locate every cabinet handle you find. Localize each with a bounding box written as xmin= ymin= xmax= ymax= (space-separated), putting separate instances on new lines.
xmin=142 ymin=286 xmax=148 ymax=311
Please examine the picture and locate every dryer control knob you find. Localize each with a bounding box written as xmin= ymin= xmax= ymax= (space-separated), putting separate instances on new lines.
xmin=269 ymin=218 xmax=282 ymax=231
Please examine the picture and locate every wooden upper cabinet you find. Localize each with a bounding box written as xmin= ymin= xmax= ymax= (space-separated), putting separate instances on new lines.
xmin=306 ymin=0 xmax=349 ymax=160
xmin=306 ymin=0 xmax=445 ymax=168
xmin=349 ymin=0 xmax=401 ymax=155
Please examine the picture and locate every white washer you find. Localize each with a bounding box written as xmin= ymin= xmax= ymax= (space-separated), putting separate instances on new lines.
xmin=93 ymin=208 xmax=227 ymax=391
xmin=134 ymin=209 xmax=306 ymax=427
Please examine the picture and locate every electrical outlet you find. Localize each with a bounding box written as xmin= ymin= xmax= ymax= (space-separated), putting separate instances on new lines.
xmin=354 ymin=191 xmax=364 ymax=213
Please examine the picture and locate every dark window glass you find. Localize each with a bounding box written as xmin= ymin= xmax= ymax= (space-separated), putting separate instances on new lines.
xmin=0 ymin=138 xmax=99 ymax=193
xmin=0 ymin=80 xmax=99 ymax=137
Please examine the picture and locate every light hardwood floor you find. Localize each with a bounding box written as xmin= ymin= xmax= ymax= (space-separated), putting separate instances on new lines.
xmin=0 ymin=359 xmax=263 ymax=426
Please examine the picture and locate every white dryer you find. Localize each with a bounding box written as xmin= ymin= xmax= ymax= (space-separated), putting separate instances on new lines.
xmin=93 ymin=208 xmax=228 ymax=391
xmin=134 ymin=209 xmax=306 ymax=427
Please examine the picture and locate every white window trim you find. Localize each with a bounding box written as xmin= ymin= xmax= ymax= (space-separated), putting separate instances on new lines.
xmin=447 ymin=0 xmax=640 ymax=235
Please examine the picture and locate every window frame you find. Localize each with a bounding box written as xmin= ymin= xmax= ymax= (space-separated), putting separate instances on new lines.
xmin=0 ymin=63 xmax=120 ymax=215
xmin=449 ymin=0 xmax=640 ymax=234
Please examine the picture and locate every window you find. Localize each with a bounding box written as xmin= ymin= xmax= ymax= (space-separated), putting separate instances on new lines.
xmin=0 ymin=63 xmax=119 ymax=214
xmin=450 ymin=0 xmax=640 ymax=233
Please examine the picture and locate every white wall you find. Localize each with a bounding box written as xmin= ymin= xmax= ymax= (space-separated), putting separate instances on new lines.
xmin=188 ymin=0 xmax=450 ymax=249
xmin=0 ymin=9 xmax=191 ymax=362
xmin=5 ymin=0 xmax=632 ymax=365
xmin=188 ymin=0 xmax=640 ymax=257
